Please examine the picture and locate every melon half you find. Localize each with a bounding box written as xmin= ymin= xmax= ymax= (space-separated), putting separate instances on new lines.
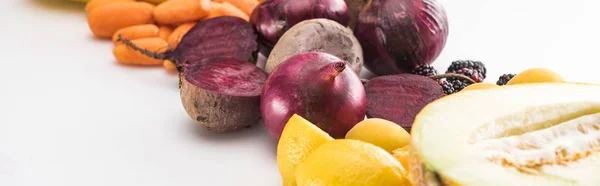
xmin=409 ymin=83 xmax=600 ymax=186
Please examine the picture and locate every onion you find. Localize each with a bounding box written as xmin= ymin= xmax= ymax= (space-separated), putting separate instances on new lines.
xmin=250 ymin=0 xmax=350 ymax=50
xmin=261 ymin=52 xmax=366 ymax=140
xmin=354 ymin=0 xmax=449 ymax=75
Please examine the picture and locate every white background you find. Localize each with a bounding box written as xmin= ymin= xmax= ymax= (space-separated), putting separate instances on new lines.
xmin=1 ymin=0 xmax=599 ymax=185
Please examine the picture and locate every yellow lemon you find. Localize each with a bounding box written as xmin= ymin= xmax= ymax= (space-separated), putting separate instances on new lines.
xmin=392 ymin=145 xmax=411 ymax=172
xmin=295 ymin=139 xmax=411 ymax=186
xmin=345 ymin=118 xmax=410 ymax=152
xmin=461 ymin=83 xmax=498 ymax=91
xmin=506 ymin=68 xmax=564 ymax=85
xmin=277 ymin=114 xmax=334 ymax=186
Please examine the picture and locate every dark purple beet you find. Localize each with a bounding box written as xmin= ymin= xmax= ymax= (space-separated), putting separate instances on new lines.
xmin=364 ymin=74 xmax=445 ymax=131
xmin=180 ymin=57 xmax=268 ymax=132
xmin=117 ymin=16 xmax=258 ymax=70
xmin=250 ymin=0 xmax=349 ymax=51
xmin=354 ymin=0 xmax=449 ymax=75
xmin=261 ymin=52 xmax=366 ymax=140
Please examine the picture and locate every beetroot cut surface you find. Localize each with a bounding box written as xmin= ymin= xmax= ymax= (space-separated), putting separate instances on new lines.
xmin=170 ymin=16 xmax=258 ymax=69
xmin=180 ymin=57 xmax=268 ymax=132
xmin=183 ymin=57 xmax=267 ymax=97
xmin=117 ymin=16 xmax=258 ymax=70
xmin=364 ymin=74 xmax=445 ymax=130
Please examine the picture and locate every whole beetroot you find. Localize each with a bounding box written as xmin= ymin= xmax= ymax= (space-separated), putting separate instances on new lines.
xmin=250 ymin=0 xmax=349 ymax=50
xmin=261 ymin=52 xmax=366 ymax=140
xmin=354 ymin=0 xmax=449 ymax=75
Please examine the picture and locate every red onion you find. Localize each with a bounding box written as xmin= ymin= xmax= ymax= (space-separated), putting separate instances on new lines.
xmin=250 ymin=0 xmax=349 ymax=50
xmin=354 ymin=0 xmax=449 ymax=75
xmin=261 ymin=52 xmax=366 ymax=140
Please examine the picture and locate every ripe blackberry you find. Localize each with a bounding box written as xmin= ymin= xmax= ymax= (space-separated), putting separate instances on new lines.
xmin=448 ymin=79 xmax=471 ymax=92
xmin=446 ymin=60 xmax=487 ymax=82
xmin=451 ymin=68 xmax=484 ymax=83
xmin=412 ymin=65 xmax=438 ymax=77
xmin=496 ymin=73 xmax=516 ymax=85
xmin=438 ymin=80 xmax=455 ymax=95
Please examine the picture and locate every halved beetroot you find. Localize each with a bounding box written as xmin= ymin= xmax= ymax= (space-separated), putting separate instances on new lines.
xmin=180 ymin=56 xmax=268 ymax=132
xmin=117 ymin=16 xmax=258 ymax=71
xmin=364 ymin=74 xmax=445 ymax=131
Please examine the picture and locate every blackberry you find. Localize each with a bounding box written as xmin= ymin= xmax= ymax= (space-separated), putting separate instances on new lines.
xmin=451 ymin=68 xmax=484 ymax=83
xmin=496 ymin=73 xmax=516 ymax=85
xmin=412 ymin=64 xmax=438 ymax=77
xmin=448 ymin=79 xmax=471 ymax=93
xmin=438 ymin=80 xmax=455 ymax=95
xmin=446 ymin=60 xmax=487 ymax=82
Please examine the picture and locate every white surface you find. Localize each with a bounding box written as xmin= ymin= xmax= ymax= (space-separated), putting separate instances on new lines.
xmin=0 ymin=0 xmax=599 ymax=186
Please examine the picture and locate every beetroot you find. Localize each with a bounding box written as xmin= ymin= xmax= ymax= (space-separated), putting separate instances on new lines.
xmin=364 ymin=74 xmax=445 ymax=131
xmin=265 ymin=19 xmax=363 ymax=74
xmin=180 ymin=57 xmax=268 ymax=132
xmin=117 ymin=16 xmax=258 ymax=70
xmin=354 ymin=0 xmax=449 ymax=75
xmin=261 ymin=52 xmax=366 ymax=140
xmin=250 ymin=0 xmax=349 ymax=51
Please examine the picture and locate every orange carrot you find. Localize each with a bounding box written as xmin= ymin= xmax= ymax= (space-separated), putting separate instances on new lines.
xmin=204 ymin=2 xmax=249 ymax=21
xmin=85 ymin=0 xmax=134 ymax=13
xmin=222 ymin=0 xmax=258 ymax=16
xmin=153 ymin=0 xmax=211 ymax=25
xmin=167 ymin=22 xmax=196 ymax=49
xmin=163 ymin=60 xmax=177 ymax=70
xmin=88 ymin=2 xmax=155 ymax=38
xmin=158 ymin=26 xmax=174 ymax=41
xmin=112 ymin=24 xmax=160 ymax=43
xmin=210 ymin=1 xmax=222 ymax=9
xmin=113 ymin=38 xmax=168 ymax=65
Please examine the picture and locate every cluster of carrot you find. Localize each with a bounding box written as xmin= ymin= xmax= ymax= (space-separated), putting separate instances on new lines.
xmin=85 ymin=0 xmax=261 ymax=70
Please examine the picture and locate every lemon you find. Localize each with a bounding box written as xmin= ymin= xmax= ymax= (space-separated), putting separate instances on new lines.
xmin=506 ymin=68 xmax=564 ymax=85
xmin=392 ymin=145 xmax=411 ymax=172
xmin=461 ymin=83 xmax=498 ymax=91
xmin=295 ymin=139 xmax=411 ymax=186
xmin=277 ymin=114 xmax=334 ymax=186
xmin=345 ymin=118 xmax=410 ymax=152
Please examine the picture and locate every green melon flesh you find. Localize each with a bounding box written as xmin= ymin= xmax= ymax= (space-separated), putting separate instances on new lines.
xmin=411 ymin=83 xmax=600 ymax=186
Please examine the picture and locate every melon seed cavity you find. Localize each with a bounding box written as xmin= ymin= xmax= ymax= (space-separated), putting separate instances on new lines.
xmin=468 ymin=102 xmax=600 ymax=174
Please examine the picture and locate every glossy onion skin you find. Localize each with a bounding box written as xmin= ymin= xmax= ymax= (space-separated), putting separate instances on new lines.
xmin=250 ymin=0 xmax=350 ymax=49
xmin=261 ymin=52 xmax=366 ymax=140
xmin=354 ymin=0 xmax=449 ymax=75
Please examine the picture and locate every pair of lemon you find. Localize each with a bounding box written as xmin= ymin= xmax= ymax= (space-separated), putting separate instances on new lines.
xmin=277 ymin=115 xmax=413 ymax=186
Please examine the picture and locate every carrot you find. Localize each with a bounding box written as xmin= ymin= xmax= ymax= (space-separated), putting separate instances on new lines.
xmin=112 ymin=24 xmax=160 ymax=43
xmin=113 ymin=38 xmax=168 ymax=65
xmin=88 ymin=2 xmax=155 ymax=38
xmin=85 ymin=0 xmax=134 ymax=14
xmin=204 ymin=2 xmax=249 ymax=21
xmin=153 ymin=0 xmax=211 ymax=25
xmin=221 ymin=0 xmax=258 ymax=16
xmin=167 ymin=22 xmax=196 ymax=49
xmin=163 ymin=60 xmax=177 ymax=70
xmin=210 ymin=1 xmax=222 ymax=9
xmin=158 ymin=26 xmax=174 ymax=41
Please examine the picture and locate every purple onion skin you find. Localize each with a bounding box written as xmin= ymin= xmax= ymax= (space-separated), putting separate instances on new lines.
xmin=250 ymin=0 xmax=350 ymax=49
xmin=354 ymin=0 xmax=449 ymax=75
xmin=261 ymin=52 xmax=366 ymax=140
